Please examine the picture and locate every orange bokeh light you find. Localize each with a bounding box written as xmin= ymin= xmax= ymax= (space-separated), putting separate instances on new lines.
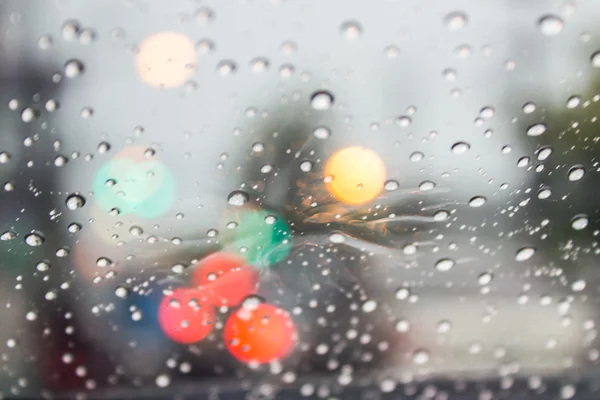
xmin=224 ymin=303 xmax=298 ymax=364
xmin=136 ymin=31 xmax=196 ymax=88
xmin=192 ymin=252 xmax=259 ymax=307
xmin=324 ymin=146 xmax=386 ymax=205
xmin=158 ymin=287 xmax=215 ymax=344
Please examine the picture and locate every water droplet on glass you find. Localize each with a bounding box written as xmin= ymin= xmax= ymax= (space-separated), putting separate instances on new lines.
xmin=538 ymin=15 xmax=564 ymax=36
xmin=568 ymin=165 xmax=585 ymax=181
xmin=67 ymin=223 xmax=81 ymax=233
xmin=78 ymin=28 xmax=96 ymax=45
xmin=156 ymin=374 xmax=170 ymax=388
xmin=21 ymin=107 xmax=39 ymax=123
xmin=227 ymin=190 xmax=249 ymax=206
xmin=310 ymin=91 xmax=334 ymax=110
xmin=0 ymin=152 xmax=11 ymax=164
xmin=479 ymin=106 xmax=495 ymax=119
xmin=442 ymin=68 xmax=457 ymax=81
xmin=97 ymin=142 xmax=111 ymax=153
xmin=64 ymin=60 xmax=84 ymax=78
xmin=434 ymin=210 xmax=449 ymax=221
xmin=216 ymin=60 xmax=237 ymax=76
xmin=478 ymin=272 xmax=494 ymax=285
xmin=129 ymin=226 xmax=143 ymax=236
xmin=61 ymin=20 xmax=80 ymax=41
xmin=340 ymin=21 xmax=362 ymax=39
xmin=536 ymin=146 xmax=552 ymax=161
xmin=419 ymin=181 xmax=435 ymax=191
xmin=329 ymin=232 xmax=345 ymax=244
xmin=396 ymin=115 xmax=411 ymax=127
xmin=454 ymin=44 xmax=472 ymax=58
xmin=522 ymin=102 xmax=536 ymax=114
xmin=468 ymin=196 xmax=486 ymax=208
xmin=195 ymin=38 xmax=215 ymax=54
xmin=517 ymin=156 xmax=530 ymax=168
xmin=1 ymin=231 xmax=16 ymax=241
xmin=395 ymin=319 xmax=410 ymax=332
xmin=412 ymin=349 xmax=430 ymax=364
xmin=571 ymin=215 xmax=589 ymax=230
xmin=65 ymin=194 xmax=86 ymax=210
xmin=566 ymin=96 xmax=581 ymax=109
xmin=437 ymin=320 xmax=452 ymax=333
xmin=537 ymin=187 xmax=552 ymax=199
xmin=435 ymin=258 xmax=455 ymax=272
xmin=25 ymin=231 xmax=45 ymax=247
xmin=300 ymin=160 xmax=313 ymax=172
xmin=451 ymin=142 xmax=470 ymax=154
xmin=591 ymin=51 xmax=600 ymax=67
xmin=36 ymin=261 xmax=50 ymax=272
xmin=195 ymin=7 xmax=215 ymax=24
xmin=38 ymin=35 xmax=53 ymax=50
xmin=96 ymin=257 xmax=112 ymax=268
xmin=403 ymin=243 xmax=417 ymax=255
xmin=516 ymin=247 xmax=535 ymax=262
xmin=383 ymin=45 xmax=399 ymax=58
xmin=527 ymin=123 xmax=547 ymax=136
xmin=384 ymin=180 xmax=399 ymax=192
xmin=361 ymin=300 xmax=377 ymax=313
xmin=395 ymin=287 xmax=410 ymax=300
xmin=249 ymin=57 xmax=270 ymax=73
xmin=444 ymin=11 xmax=468 ymax=31
xmin=410 ymin=151 xmax=424 ymax=162
xmin=313 ymin=126 xmax=331 ymax=139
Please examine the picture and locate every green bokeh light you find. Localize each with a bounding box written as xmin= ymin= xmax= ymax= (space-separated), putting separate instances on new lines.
xmin=92 ymin=158 xmax=176 ymax=219
xmin=226 ymin=209 xmax=292 ymax=268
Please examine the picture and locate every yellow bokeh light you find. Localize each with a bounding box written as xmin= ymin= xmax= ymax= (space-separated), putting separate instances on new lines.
xmin=324 ymin=146 xmax=386 ymax=205
xmin=135 ymin=31 xmax=196 ymax=88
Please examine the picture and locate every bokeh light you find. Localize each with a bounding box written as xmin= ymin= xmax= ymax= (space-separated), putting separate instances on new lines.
xmin=192 ymin=252 xmax=258 ymax=306
xmin=135 ymin=31 xmax=196 ymax=88
xmin=224 ymin=209 xmax=292 ymax=268
xmin=224 ymin=302 xmax=297 ymax=364
xmin=92 ymin=147 xmax=176 ymax=219
xmin=324 ymin=146 xmax=386 ymax=205
xmin=158 ymin=288 xmax=215 ymax=344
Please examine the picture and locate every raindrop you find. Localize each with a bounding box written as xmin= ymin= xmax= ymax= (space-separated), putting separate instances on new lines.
xmin=64 ymin=60 xmax=84 ymax=78
xmin=313 ymin=126 xmax=331 ymax=139
xmin=79 ymin=28 xmax=96 ymax=45
xmin=568 ymin=165 xmax=585 ymax=181
xmin=396 ymin=115 xmax=411 ymax=127
xmin=38 ymin=35 xmax=53 ymax=50
xmin=571 ymin=215 xmax=589 ymax=230
xmin=419 ymin=181 xmax=435 ymax=191
xmin=0 ymin=152 xmax=11 ymax=164
xmin=207 ymin=229 xmax=218 ymax=238
xmin=65 ymin=194 xmax=86 ymax=210
xmin=442 ymin=68 xmax=457 ymax=81
xmin=195 ymin=39 xmax=215 ymax=54
xmin=310 ymin=91 xmax=334 ymax=110
xmin=54 ymin=156 xmax=68 ymax=167
xmin=129 ymin=226 xmax=143 ymax=236
xmin=517 ymin=156 xmax=530 ymax=167
xmin=260 ymin=164 xmax=273 ymax=174
xmin=361 ymin=300 xmax=377 ymax=313
xmin=97 ymin=142 xmax=111 ymax=153
xmin=538 ymin=15 xmax=564 ymax=36
xmin=451 ymin=142 xmax=470 ymax=154
xmin=264 ymin=215 xmax=277 ymax=225
xmin=300 ymin=160 xmax=313 ymax=172
xmin=329 ymin=233 xmax=345 ymax=244
xmin=216 ymin=60 xmax=237 ymax=76
xmin=25 ymin=231 xmax=45 ymax=247
xmin=592 ymin=51 xmax=600 ymax=68
xmin=61 ymin=20 xmax=80 ymax=41
xmin=249 ymin=57 xmax=269 ymax=73
xmin=409 ymin=151 xmax=424 ymax=162
xmin=477 ymin=272 xmax=493 ymax=285
xmin=536 ymin=146 xmax=552 ymax=161
xmin=479 ymin=106 xmax=495 ymax=119
xmin=67 ymin=223 xmax=81 ymax=233
xmin=437 ymin=320 xmax=452 ymax=333
xmin=412 ymin=349 xmax=430 ymax=364
xmin=340 ymin=21 xmax=362 ymax=39
xmin=454 ymin=44 xmax=472 ymax=58
xmin=251 ymin=142 xmax=264 ymax=153
xmin=435 ymin=258 xmax=455 ymax=272
xmin=227 ymin=190 xmax=249 ymax=206
xmin=384 ymin=180 xmax=399 ymax=192
xmin=383 ymin=45 xmax=399 ymax=58
xmin=195 ymin=7 xmax=215 ymax=24
xmin=527 ymin=123 xmax=547 ymax=136
xmin=515 ymin=247 xmax=535 ymax=262
xmin=36 ymin=261 xmax=50 ymax=271
xmin=156 ymin=374 xmax=170 ymax=388
xmin=566 ymin=96 xmax=581 ymax=109
xmin=522 ymin=102 xmax=536 ymax=114
xmin=1 ymin=231 xmax=16 ymax=241
xmin=96 ymin=257 xmax=112 ymax=268
xmin=537 ymin=187 xmax=552 ymax=199
xmin=395 ymin=287 xmax=410 ymax=300
xmin=444 ymin=11 xmax=468 ymax=31
xmin=21 ymin=107 xmax=39 ymax=123
xmin=279 ymin=64 xmax=295 ymax=77
xmin=395 ymin=319 xmax=410 ymax=332
xmin=468 ymin=196 xmax=486 ymax=207
xmin=433 ymin=210 xmax=449 ymax=221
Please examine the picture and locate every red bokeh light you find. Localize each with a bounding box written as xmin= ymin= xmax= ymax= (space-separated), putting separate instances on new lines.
xmin=158 ymin=287 xmax=216 ymax=344
xmin=224 ymin=303 xmax=298 ymax=364
xmin=192 ymin=252 xmax=258 ymax=306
